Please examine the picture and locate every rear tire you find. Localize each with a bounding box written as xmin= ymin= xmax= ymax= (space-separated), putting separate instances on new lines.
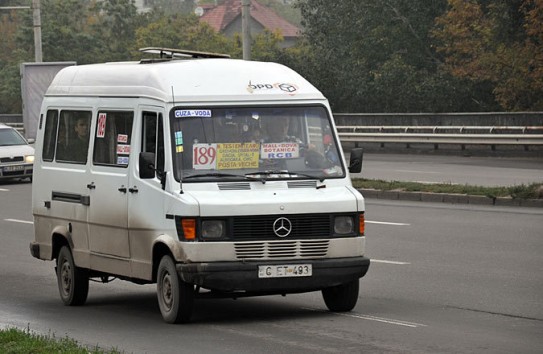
xmin=322 ymin=280 xmax=359 ymax=312
xmin=56 ymin=246 xmax=89 ymax=306
xmin=157 ymin=255 xmax=194 ymax=324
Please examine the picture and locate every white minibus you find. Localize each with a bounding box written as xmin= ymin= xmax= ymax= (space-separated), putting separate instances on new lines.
xmin=30 ymin=48 xmax=369 ymax=323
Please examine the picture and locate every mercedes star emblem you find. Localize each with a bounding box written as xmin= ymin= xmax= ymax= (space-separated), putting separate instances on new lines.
xmin=273 ymin=217 xmax=292 ymax=238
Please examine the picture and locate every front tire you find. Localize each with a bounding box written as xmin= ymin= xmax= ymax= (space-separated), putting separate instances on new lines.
xmin=322 ymin=280 xmax=359 ymax=312
xmin=157 ymin=255 xmax=194 ymax=324
xmin=56 ymin=246 xmax=89 ymax=306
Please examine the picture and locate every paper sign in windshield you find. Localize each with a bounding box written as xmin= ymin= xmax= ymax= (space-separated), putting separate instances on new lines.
xmin=261 ymin=143 xmax=299 ymax=159
xmin=193 ymin=143 xmax=260 ymax=170
xmin=217 ymin=143 xmax=259 ymax=170
xmin=175 ymin=110 xmax=212 ymax=118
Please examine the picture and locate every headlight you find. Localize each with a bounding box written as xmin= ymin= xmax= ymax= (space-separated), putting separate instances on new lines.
xmin=25 ymin=155 xmax=35 ymax=163
xmin=334 ymin=216 xmax=354 ymax=234
xmin=202 ymin=220 xmax=225 ymax=239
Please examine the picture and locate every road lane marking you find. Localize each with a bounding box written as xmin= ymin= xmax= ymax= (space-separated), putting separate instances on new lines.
xmin=4 ymin=219 xmax=33 ymax=224
xmin=372 ymin=259 xmax=410 ymax=265
xmin=394 ymin=169 xmax=439 ymax=174
xmin=303 ymin=308 xmax=426 ymax=328
xmin=367 ymin=220 xmax=410 ymax=226
xmin=413 ymin=181 xmax=459 ymax=185
xmin=334 ymin=312 xmax=427 ymax=328
xmin=0 ymin=188 xmax=9 ymax=192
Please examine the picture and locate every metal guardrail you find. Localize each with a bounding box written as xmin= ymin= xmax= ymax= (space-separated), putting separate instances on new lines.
xmin=3 ymin=122 xmax=25 ymax=135
xmin=337 ymin=125 xmax=543 ymax=150
xmin=4 ymin=119 xmax=543 ymax=150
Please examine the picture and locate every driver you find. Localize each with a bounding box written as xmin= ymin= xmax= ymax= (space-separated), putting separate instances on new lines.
xmin=262 ymin=115 xmax=298 ymax=143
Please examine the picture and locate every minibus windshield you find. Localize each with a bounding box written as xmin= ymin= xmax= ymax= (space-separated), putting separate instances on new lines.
xmin=169 ymin=106 xmax=345 ymax=182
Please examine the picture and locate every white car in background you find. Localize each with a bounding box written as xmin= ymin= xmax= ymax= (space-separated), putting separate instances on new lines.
xmin=0 ymin=123 xmax=34 ymax=181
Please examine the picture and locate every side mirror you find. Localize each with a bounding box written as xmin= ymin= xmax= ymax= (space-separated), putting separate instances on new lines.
xmin=139 ymin=152 xmax=156 ymax=179
xmin=348 ymin=148 xmax=363 ymax=173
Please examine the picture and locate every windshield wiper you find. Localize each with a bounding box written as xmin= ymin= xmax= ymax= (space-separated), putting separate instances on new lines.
xmin=245 ymin=170 xmax=325 ymax=182
xmin=182 ymin=172 xmax=264 ymax=183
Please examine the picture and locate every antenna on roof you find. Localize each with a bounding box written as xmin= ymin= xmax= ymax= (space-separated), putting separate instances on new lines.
xmin=139 ymin=47 xmax=230 ymax=60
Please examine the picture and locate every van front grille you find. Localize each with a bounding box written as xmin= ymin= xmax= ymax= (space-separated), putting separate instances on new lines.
xmin=234 ymin=240 xmax=329 ymax=260
xmin=232 ymin=214 xmax=331 ymax=240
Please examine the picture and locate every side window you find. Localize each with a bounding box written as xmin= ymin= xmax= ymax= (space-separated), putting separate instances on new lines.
xmin=142 ymin=112 xmax=164 ymax=176
xmin=56 ymin=110 xmax=92 ymax=164
xmin=93 ymin=111 xmax=133 ymax=167
xmin=42 ymin=110 xmax=58 ymax=162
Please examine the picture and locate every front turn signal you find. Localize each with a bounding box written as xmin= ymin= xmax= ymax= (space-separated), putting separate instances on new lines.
xmin=359 ymin=213 xmax=365 ymax=235
xmin=181 ymin=219 xmax=196 ymax=240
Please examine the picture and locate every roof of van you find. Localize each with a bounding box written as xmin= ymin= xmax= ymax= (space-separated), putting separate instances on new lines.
xmin=45 ymin=59 xmax=326 ymax=103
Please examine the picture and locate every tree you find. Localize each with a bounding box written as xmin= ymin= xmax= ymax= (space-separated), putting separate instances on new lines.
xmin=17 ymin=0 xmax=103 ymax=63
xmin=433 ymin=0 xmax=543 ymax=110
xmin=135 ymin=14 xmax=237 ymax=56
xmin=144 ymin=0 xmax=196 ymax=15
xmin=295 ymin=0 xmax=499 ymax=112
xmin=0 ymin=7 xmax=33 ymax=113
xmin=0 ymin=0 xmax=142 ymax=113
xmin=93 ymin=0 xmax=140 ymax=61
xmin=250 ymin=29 xmax=284 ymax=62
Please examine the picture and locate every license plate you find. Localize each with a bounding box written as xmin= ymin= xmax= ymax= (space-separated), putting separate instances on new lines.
xmin=3 ymin=165 xmax=24 ymax=172
xmin=258 ymin=264 xmax=312 ymax=278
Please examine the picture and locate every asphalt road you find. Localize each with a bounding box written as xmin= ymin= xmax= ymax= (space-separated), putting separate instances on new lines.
xmin=1 ymin=181 xmax=542 ymax=353
xmin=352 ymin=153 xmax=543 ymax=187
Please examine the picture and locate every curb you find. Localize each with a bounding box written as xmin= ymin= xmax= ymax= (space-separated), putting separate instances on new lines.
xmin=358 ymin=189 xmax=543 ymax=208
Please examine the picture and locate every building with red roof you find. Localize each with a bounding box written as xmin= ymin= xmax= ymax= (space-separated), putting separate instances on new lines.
xmin=198 ymin=0 xmax=301 ymax=47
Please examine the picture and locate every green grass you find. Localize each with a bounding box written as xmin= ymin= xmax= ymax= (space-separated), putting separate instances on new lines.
xmin=0 ymin=327 xmax=120 ymax=354
xmin=351 ymin=179 xmax=543 ymax=199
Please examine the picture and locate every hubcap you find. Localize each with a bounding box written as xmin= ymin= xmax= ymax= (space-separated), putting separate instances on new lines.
xmin=60 ymin=260 xmax=72 ymax=296
xmin=162 ymin=273 xmax=173 ymax=310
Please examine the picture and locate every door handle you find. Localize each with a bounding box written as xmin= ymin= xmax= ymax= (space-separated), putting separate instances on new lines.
xmin=118 ymin=186 xmax=127 ymax=193
xmin=87 ymin=182 xmax=96 ymax=190
xmin=129 ymin=187 xmax=138 ymax=194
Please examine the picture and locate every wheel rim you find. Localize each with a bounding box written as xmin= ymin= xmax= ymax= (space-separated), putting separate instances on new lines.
xmin=161 ymin=272 xmax=173 ymax=311
xmin=60 ymin=259 xmax=72 ymax=297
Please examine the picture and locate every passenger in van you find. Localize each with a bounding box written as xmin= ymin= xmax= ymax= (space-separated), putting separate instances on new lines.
xmin=66 ymin=117 xmax=90 ymax=163
xmin=249 ymin=127 xmax=262 ymax=143
xmin=262 ymin=115 xmax=300 ymax=143
xmin=323 ymin=134 xmax=339 ymax=165
xmin=262 ymin=114 xmax=337 ymax=170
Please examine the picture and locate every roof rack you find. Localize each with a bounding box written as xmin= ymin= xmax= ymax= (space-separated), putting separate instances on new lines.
xmin=139 ymin=47 xmax=230 ymax=61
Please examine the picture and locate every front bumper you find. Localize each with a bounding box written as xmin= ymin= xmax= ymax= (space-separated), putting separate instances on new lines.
xmin=177 ymin=256 xmax=370 ymax=293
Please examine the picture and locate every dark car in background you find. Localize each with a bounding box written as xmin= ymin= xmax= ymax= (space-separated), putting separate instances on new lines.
xmin=0 ymin=123 xmax=34 ymax=181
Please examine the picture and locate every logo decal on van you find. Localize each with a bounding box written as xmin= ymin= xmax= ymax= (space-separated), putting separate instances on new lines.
xmin=175 ymin=110 xmax=212 ymax=118
xmin=247 ymin=82 xmax=298 ymax=95
xmin=278 ymin=83 xmax=297 ymax=93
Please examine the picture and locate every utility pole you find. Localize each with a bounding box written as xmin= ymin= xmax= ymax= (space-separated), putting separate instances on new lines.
xmin=0 ymin=1 xmax=42 ymax=62
xmin=32 ymin=0 xmax=42 ymax=62
xmin=241 ymin=0 xmax=251 ymax=60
